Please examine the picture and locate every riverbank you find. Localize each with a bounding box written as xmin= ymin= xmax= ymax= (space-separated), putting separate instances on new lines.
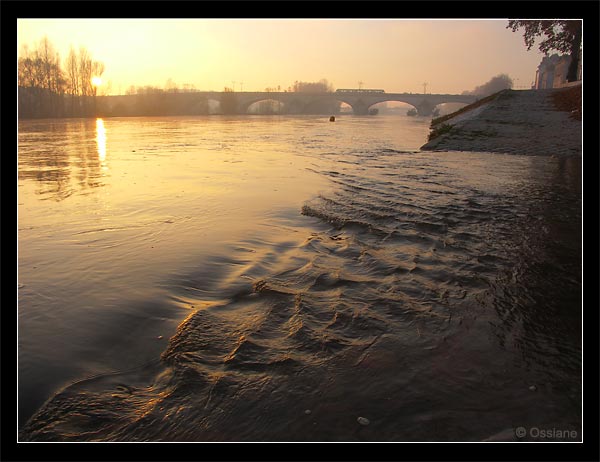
xmin=421 ymin=86 xmax=582 ymax=157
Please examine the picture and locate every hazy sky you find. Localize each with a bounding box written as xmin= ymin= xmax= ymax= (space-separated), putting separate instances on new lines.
xmin=17 ymin=19 xmax=546 ymax=95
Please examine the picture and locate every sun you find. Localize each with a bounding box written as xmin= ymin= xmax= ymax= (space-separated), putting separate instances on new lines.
xmin=91 ymin=76 xmax=103 ymax=86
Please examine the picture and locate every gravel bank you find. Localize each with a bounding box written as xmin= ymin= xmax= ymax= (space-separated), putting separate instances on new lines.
xmin=421 ymin=87 xmax=582 ymax=157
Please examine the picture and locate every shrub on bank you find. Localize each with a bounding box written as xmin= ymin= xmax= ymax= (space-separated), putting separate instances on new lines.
xmin=427 ymin=123 xmax=454 ymax=141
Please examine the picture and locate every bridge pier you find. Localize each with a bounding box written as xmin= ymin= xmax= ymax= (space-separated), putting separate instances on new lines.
xmin=351 ymin=100 xmax=369 ymax=115
xmin=416 ymin=99 xmax=435 ymax=116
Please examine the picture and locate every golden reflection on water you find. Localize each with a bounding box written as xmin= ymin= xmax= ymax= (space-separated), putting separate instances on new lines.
xmin=96 ymin=118 xmax=107 ymax=163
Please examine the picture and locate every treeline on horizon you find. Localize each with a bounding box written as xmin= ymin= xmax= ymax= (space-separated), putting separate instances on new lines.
xmin=123 ymin=78 xmax=335 ymax=96
xmin=17 ymin=38 xmax=341 ymax=119
xmin=461 ymin=74 xmax=515 ymax=96
xmin=18 ymin=37 xmax=105 ymax=119
xmin=18 ymin=37 xmax=515 ymax=120
xmin=112 ymin=78 xmax=340 ymax=116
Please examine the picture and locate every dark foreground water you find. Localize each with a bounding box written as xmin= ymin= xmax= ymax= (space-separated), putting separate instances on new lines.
xmin=18 ymin=115 xmax=581 ymax=441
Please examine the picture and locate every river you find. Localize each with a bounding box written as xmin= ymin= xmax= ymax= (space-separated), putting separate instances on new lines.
xmin=18 ymin=114 xmax=581 ymax=441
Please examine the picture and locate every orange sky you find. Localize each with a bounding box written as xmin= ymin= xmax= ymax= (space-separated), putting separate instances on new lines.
xmin=17 ymin=19 xmax=546 ymax=95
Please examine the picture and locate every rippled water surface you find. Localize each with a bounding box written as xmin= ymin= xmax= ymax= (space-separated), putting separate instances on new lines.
xmin=18 ymin=115 xmax=581 ymax=441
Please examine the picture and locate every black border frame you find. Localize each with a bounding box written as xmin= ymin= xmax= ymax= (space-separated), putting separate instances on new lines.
xmin=4 ymin=1 xmax=599 ymax=461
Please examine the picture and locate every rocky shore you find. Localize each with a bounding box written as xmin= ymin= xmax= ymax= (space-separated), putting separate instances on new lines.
xmin=421 ymin=85 xmax=582 ymax=157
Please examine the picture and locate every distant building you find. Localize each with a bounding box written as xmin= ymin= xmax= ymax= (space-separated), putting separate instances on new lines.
xmin=534 ymin=54 xmax=580 ymax=89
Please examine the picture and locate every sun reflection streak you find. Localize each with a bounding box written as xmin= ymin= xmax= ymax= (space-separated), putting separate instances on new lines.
xmin=96 ymin=118 xmax=107 ymax=163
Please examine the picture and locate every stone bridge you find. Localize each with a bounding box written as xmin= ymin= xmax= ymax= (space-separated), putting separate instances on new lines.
xmin=98 ymin=91 xmax=478 ymax=117
xmin=235 ymin=91 xmax=477 ymax=115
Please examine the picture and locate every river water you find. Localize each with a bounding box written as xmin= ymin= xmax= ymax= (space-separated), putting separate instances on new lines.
xmin=18 ymin=114 xmax=581 ymax=441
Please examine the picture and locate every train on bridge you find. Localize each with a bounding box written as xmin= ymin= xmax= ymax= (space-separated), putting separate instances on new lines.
xmin=335 ymin=89 xmax=385 ymax=94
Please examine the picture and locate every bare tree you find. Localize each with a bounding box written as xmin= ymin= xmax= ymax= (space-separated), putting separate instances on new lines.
xmin=74 ymin=47 xmax=105 ymax=115
xmin=18 ymin=37 xmax=65 ymax=117
xmin=18 ymin=44 xmax=43 ymax=118
xmin=291 ymin=79 xmax=339 ymax=114
xmin=507 ymin=20 xmax=582 ymax=82
xmin=78 ymin=47 xmax=92 ymax=98
xmin=165 ymin=78 xmax=178 ymax=93
xmin=292 ymin=78 xmax=334 ymax=93
xmin=91 ymin=61 xmax=105 ymax=96
xmin=38 ymin=37 xmax=54 ymax=93
xmin=65 ymin=47 xmax=80 ymax=114
xmin=18 ymin=38 xmax=105 ymax=118
xmin=464 ymin=74 xmax=514 ymax=97
xmin=18 ymin=44 xmax=42 ymax=88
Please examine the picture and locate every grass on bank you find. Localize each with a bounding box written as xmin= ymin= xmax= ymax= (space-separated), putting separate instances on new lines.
xmin=431 ymin=90 xmax=506 ymax=127
xmin=426 ymin=90 xmax=507 ymax=142
xmin=427 ymin=123 xmax=453 ymax=141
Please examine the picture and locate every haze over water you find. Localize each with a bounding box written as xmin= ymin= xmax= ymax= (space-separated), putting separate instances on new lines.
xmin=18 ymin=114 xmax=580 ymax=441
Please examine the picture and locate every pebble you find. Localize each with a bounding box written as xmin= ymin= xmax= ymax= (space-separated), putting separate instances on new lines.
xmin=304 ymin=409 xmax=311 ymax=415
xmin=357 ymin=416 xmax=370 ymax=426
xmin=157 ymin=335 xmax=163 ymax=340
xmin=529 ymin=385 xmax=537 ymax=392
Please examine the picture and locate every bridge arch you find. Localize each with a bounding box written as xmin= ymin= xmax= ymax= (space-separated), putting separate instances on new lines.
xmin=238 ymin=96 xmax=286 ymax=114
xmin=359 ymin=97 xmax=427 ymax=115
xmin=342 ymin=94 xmax=478 ymax=116
xmin=369 ymin=100 xmax=417 ymax=115
xmin=206 ymin=98 xmax=222 ymax=114
xmin=245 ymin=98 xmax=285 ymax=114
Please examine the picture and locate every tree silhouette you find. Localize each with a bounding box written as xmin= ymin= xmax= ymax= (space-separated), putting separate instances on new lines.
xmin=464 ymin=74 xmax=514 ymax=97
xmin=507 ymin=20 xmax=582 ymax=82
xmin=18 ymin=37 xmax=66 ymax=118
xmin=18 ymin=38 xmax=105 ymax=118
